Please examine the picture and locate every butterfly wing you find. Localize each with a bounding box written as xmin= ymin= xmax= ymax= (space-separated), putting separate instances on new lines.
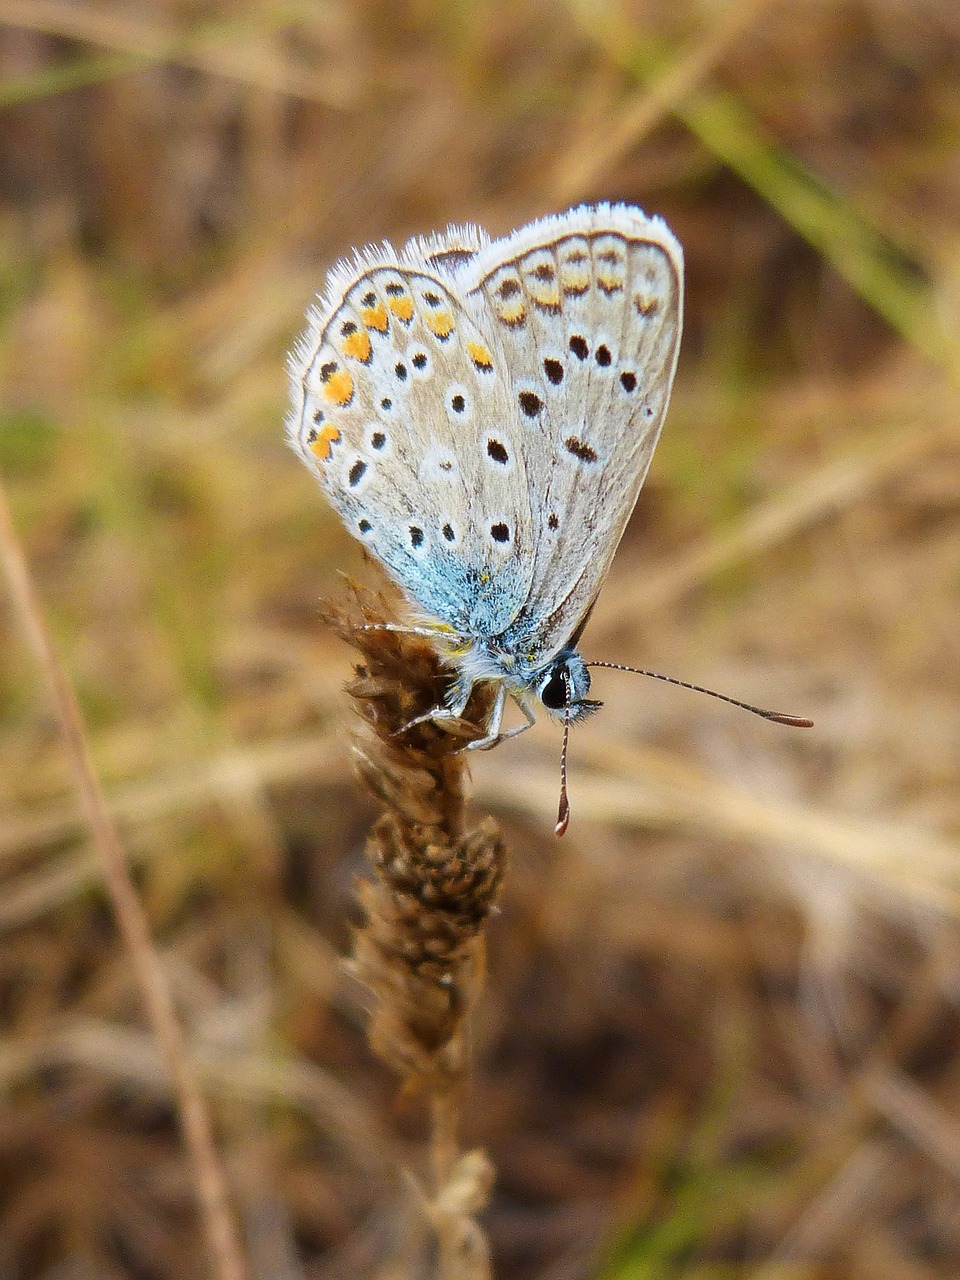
xmin=458 ymin=203 xmax=683 ymax=667
xmin=287 ymin=234 xmax=536 ymax=638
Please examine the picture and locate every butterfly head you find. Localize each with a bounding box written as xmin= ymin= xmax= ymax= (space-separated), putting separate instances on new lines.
xmin=534 ymin=650 xmax=603 ymax=724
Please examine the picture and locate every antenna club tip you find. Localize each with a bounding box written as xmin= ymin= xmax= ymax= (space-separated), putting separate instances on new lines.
xmin=770 ymin=714 xmax=815 ymax=728
xmin=555 ymin=800 xmax=570 ymax=838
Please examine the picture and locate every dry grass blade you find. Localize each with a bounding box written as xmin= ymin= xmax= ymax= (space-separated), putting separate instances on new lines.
xmin=0 ymin=733 xmax=345 ymax=864
xmin=867 ymin=1071 xmax=960 ymax=1183
xmin=480 ymin=739 xmax=960 ymax=918
xmin=0 ymin=480 xmax=249 ymax=1280
xmin=0 ymin=1018 xmax=396 ymax=1176
xmin=551 ymin=0 xmax=776 ymax=203
xmin=598 ymin=413 xmax=955 ymax=632
xmin=0 ymin=0 xmax=356 ymax=106
xmin=566 ymin=0 xmax=956 ymax=370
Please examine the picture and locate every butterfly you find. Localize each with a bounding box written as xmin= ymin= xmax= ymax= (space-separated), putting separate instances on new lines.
xmin=287 ymin=204 xmax=810 ymax=832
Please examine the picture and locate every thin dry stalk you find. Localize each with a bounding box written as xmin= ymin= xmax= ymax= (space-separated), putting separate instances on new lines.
xmin=326 ymin=585 xmax=505 ymax=1280
xmin=0 ymin=481 xmax=249 ymax=1280
xmin=551 ymin=0 xmax=776 ymax=202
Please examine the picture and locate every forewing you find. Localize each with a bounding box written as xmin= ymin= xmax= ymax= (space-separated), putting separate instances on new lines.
xmin=461 ymin=204 xmax=683 ymax=663
xmin=288 ymin=242 xmax=534 ymax=637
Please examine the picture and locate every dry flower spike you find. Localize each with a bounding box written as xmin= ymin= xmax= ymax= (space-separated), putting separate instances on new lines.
xmin=324 ymin=584 xmax=505 ymax=1275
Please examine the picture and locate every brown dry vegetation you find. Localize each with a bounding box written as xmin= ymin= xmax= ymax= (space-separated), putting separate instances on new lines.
xmin=1 ymin=0 xmax=960 ymax=1277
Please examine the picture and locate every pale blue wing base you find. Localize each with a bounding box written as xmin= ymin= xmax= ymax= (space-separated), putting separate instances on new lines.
xmin=288 ymin=254 xmax=536 ymax=638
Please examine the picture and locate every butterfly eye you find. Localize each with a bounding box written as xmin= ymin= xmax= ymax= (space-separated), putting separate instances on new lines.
xmin=539 ymin=664 xmax=569 ymax=711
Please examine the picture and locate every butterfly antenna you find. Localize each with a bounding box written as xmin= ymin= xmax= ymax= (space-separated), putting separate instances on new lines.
xmin=556 ymin=698 xmax=572 ymax=838
xmin=585 ymin=662 xmax=813 ymax=728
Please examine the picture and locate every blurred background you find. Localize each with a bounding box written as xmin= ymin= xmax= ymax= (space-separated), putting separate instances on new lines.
xmin=1 ymin=1 xmax=960 ymax=1276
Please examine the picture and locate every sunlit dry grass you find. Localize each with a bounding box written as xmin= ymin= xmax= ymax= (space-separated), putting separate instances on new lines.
xmin=1 ymin=0 xmax=959 ymax=1276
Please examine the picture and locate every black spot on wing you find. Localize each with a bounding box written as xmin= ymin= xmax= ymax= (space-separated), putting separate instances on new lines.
xmin=565 ymin=437 xmax=598 ymax=463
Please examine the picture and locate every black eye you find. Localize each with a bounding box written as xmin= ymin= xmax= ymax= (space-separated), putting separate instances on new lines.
xmin=540 ymin=666 xmax=569 ymax=710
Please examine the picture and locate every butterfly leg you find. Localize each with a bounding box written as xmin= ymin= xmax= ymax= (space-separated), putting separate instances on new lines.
xmin=397 ymin=674 xmax=475 ymax=737
xmin=398 ymin=680 xmax=535 ymax=750
xmin=358 ymin=622 xmax=447 ymax=639
xmin=465 ymin=688 xmax=536 ymax=751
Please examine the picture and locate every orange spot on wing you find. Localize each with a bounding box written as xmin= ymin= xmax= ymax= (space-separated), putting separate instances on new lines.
xmin=425 ymin=309 xmax=455 ymax=339
xmin=360 ymin=302 xmax=389 ymax=332
xmin=388 ymin=295 xmax=414 ymax=322
xmin=341 ymin=329 xmax=372 ymax=362
xmin=309 ymin=424 xmax=341 ymax=461
xmin=498 ymin=300 xmax=525 ymax=325
xmin=323 ymin=368 xmax=354 ymax=406
xmin=560 ymin=265 xmax=590 ymax=294
xmin=530 ymin=283 xmax=561 ymax=308
xmin=467 ymin=341 xmax=493 ymax=369
xmin=597 ymin=272 xmax=624 ymax=294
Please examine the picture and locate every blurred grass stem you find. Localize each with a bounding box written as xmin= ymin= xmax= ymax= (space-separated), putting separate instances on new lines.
xmin=567 ymin=0 xmax=958 ymax=372
xmin=0 ymin=479 xmax=249 ymax=1280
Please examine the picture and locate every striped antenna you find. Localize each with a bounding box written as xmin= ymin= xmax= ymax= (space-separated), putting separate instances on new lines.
xmin=585 ymin=662 xmax=813 ymax=728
